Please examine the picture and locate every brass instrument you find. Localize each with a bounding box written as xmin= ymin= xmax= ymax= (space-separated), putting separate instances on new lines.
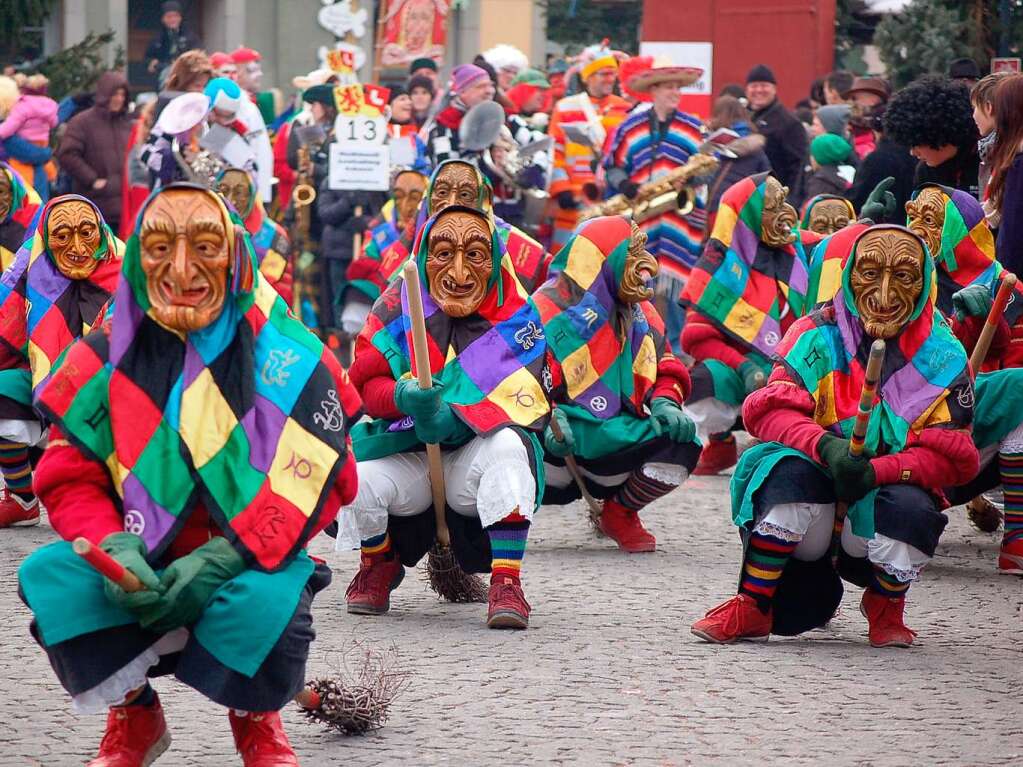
xmin=581 ymin=153 xmax=719 ymax=223
xmin=290 ymin=143 xmax=317 ymax=317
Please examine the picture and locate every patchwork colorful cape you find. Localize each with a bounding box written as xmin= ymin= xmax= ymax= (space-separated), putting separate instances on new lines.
xmin=359 ymin=205 xmax=550 ymax=447
xmin=799 ymin=194 xmax=855 ymax=229
xmin=734 ymin=225 xmax=972 ymax=539
xmin=908 ymin=183 xmax=1023 ymax=321
xmin=805 ymin=221 xmax=871 ymax=308
xmin=414 ymin=160 xmax=550 ymax=292
xmin=0 ymin=196 xmax=123 ymax=418
xmin=779 ymin=225 xmax=968 ymax=451
xmin=533 ymin=215 xmax=664 ymax=420
xmin=680 ymin=172 xmax=810 ymax=359
xmin=0 ymin=163 xmax=42 ymax=270
xmin=36 ymin=184 xmax=361 ymax=571
xmin=214 ymin=169 xmax=292 ymax=295
xmin=603 ymin=108 xmax=708 ymax=278
xmin=347 ymin=199 xmax=414 ymax=303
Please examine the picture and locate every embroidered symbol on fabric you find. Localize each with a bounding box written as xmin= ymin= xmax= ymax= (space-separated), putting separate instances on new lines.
xmin=590 ymin=395 xmax=608 ymax=412
xmin=510 ymin=387 xmax=536 ymax=408
xmin=582 ymin=308 xmax=599 ymax=329
xmin=803 ymin=348 xmax=823 ymax=367
xmin=253 ymin=506 xmax=286 ymax=547
xmin=123 ymin=509 xmax=146 ymax=535
xmin=284 ymin=451 xmax=313 ymax=479
xmin=955 ymin=385 xmax=974 ymax=408
xmin=541 ymin=365 xmax=553 ymax=392
xmin=764 ymin=331 xmax=780 ymax=347
xmin=514 ymin=321 xmax=545 ymax=350
xmin=313 ymin=389 xmax=345 ymax=432
xmin=85 ymin=402 xmax=109 ymax=430
xmin=261 ymin=348 xmax=299 ymax=387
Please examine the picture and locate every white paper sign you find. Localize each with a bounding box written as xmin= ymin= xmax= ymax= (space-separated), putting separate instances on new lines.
xmin=334 ymin=115 xmax=386 ymax=144
xmin=328 ymin=141 xmax=389 ymax=190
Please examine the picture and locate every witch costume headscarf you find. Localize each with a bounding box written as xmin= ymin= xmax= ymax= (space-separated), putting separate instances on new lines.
xmin=0 ymin=162 xmax=42 ymax=270
xmin=35 ymin=184 xmax=362 ymax=571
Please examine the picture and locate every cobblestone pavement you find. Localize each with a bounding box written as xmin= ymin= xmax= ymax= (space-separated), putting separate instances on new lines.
xmin=0 ymin=472 xmax=1020 ymax=766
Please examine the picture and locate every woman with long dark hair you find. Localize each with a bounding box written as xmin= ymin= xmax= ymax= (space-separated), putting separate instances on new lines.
xmin=987 ymin=74 xmax=1023 ymax=274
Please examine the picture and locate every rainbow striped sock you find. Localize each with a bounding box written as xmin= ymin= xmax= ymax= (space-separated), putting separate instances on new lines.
xmin=869 ymin=565 xmax=910 ymax=598
xmin=615 ymin=468 xmax=678 ymax=511
xmin=0 ymin=440 xmax=32 ymax=499
xmin=739 ymin=529 xmax=799 ymax=611
xmin=487 ymin=510 xmax=530 ymax=583
xmin=1000 ymin=453 xmax=1023 ymax=545
xmin=360 ymin=531 xmax=392 ymax=558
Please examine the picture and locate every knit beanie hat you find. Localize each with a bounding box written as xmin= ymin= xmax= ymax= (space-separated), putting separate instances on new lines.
xmin=204 ymin=77 xmax=242 ymax=115
xmin=510 ymin=68 xmax=550 ymax=89
xmin=210 ymin=52 xmax=233 ymax=70
xmin=811 ymin=133 xmax=853 ymax=165
xmin=409 ymin=57 xmax=438 ymax=74
xmin=746 ymin=64 xmax=776 ymax=85
xmin=408 ymin=74 xmax=436 ymax=97
xmin=816 ymin=104 xmax=851 ymax=136
xmin=451 ymin=64 xmax=489 ymax=95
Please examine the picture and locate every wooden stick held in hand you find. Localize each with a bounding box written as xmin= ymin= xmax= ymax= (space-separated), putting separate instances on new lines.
xmin=849 ymin=339 xmax=886 ymax=458
xmin=72 ymin=537 xmax=144 ymax=592
xmin=402 ymin=262 xmax=450 ymax=546
xmin=969 ymin=273 xmax=1017 ymax=372
xmin=548 ymin=412 xmax=603 ymax=526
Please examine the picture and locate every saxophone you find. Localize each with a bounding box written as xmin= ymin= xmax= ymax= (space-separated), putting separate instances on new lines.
xmin=581 ymin=153 xmax=719 ymax=223
xmin=290 ymin=143 xmax=317 ymax=316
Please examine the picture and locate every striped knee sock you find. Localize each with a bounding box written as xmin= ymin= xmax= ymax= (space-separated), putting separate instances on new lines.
xmin=614 ymin=467 xmax=679 ymax=511
xmin=0 ymin=440 xmax=33 ymax=500
xmin=487 ymin=510 xmax=530 ymax=583
xmin=869 ymin=565 xmax=911 ymax=598
xmin=739 ymin=529 xmax=799 ymax=611
xmin=1000 ymin=453 xmax=1023 ymax=545
xmin=360 ymin=531 xmax=392 ymax=558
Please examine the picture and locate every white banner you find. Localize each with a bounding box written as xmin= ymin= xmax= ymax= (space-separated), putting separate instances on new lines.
xmin=328 ymin=142 xmax=390 ymax=191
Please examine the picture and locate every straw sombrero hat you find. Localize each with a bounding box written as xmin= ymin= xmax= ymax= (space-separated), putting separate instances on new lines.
xmin=628 ymin=56 xmax=702 ymax=92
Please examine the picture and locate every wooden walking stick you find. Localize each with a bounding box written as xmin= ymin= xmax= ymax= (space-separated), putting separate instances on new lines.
xmin=547 ymin=409 xmax=604 ymax=530
xmin=965 ymin=273 xmax=1017 ymax=531
xmin=402 ymin=262 xmax=488 ymax=602
xmin=831 ymin=339 xmax=886 ymax=560
xmin=969 ymin=273 xmax=1017 ymax=372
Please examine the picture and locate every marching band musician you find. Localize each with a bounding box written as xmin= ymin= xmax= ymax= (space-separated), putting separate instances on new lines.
xmin=604 ymin=57 xmax=708 ymax=348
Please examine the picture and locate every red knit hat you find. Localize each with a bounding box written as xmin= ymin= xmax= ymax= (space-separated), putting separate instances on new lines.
xmin=230 ymin=46 xmax=261 ymax=64
xmin=210 ymin=52 xmax=233 ymax=69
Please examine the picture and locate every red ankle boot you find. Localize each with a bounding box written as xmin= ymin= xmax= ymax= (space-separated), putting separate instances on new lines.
xmin=229 ymin=710 xmax=299 ymax=767
xmin=998 ymin=536 xmax=1023 ymax=575
xmin=691 ymin=594 xmax=772 ymax=643
xmin=598 ymin=499 xmax=656 ymax=552
xmin=693 ymin=434 xmax=737 ymax=476
xmin=345 ymin=553 xmax=404 ymax=615
xmin=487 ymin=575 xmax=530 ymax=629
xmin=88 ymin=694 xmax=170 ymax=767
xmin=0 ymin=489 xmax=39 ymax=527
xmin=860 ymin=590 xmax=917 ymax=648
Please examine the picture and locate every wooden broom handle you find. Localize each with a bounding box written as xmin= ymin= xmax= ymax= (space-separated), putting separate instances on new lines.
xmin=969 ymin=273 xmax=1017 ymax=373
xmin=548 ymin=411 xmax=603 ymax=523
xmin=849 ymin=339 xmax=885 ymax=457
xmin=402 ymin=262 xmax=450 ymax=546
xmin=72 ymin=537 xmax=145 ymax=592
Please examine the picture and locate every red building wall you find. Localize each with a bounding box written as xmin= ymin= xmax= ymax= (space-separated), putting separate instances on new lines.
xmin=640 ymin=0 xmax=835 ymax=110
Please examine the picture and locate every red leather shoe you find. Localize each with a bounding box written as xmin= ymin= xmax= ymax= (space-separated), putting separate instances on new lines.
xmin=692 ymin=434 xmax=737 ymax=476
xmin=0 ymin=490 xmax=39 ymax=527
xmin=598 ymin=499 xmax=656 ymax=553
xmin=487 ymin=576 xmax=530 ymax=629
xmin=345 ymin=554 xmax=404 ymax=615
xmin=860 ymin=590 xmax=917 ymax=648
xmin=997 ymin=536 xmax=1023 ymax=575
xmin=87 ymin=695 xmax=170 ymax=767
xmin=691 ymin=594 xmax=772 ymax=644
xmin=228 ymin=710 xmax=299 ymax=767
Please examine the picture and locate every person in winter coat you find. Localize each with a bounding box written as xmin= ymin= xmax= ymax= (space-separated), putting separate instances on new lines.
xmin=986 ymin=74 xmax=1023 ymax=275
xmin=745 ymin=64 xmax=807 ymax=203
xmin=703 ymin=95 xmax=771 ymax=224
xmin=804 ymin=133 xmax=855 ymax=199
xmin=56 ymin=72 xmax=132 ymax=232
xmin=845 ymin=103 xmax=917 ymax=222
xmin=0 ymin=74 xmax=57 ymax=200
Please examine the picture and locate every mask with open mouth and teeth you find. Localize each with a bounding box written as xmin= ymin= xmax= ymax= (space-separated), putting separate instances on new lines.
xmin=618 ymin=222 xmax=659 ymax=304
xmin=905 ymin=185 xmax=945 ymax=261
xmin=47 ymin=199 xmax=102 ymax=280
xmin=760 ymin=176 xmax=798 ymax=247
xmin=140 ymin=189 xmax=230 ymax=333
xmin=850 ymin=228 xmax=925 ymax=339
xmin=425 ymin=209 xmax=493 ymax=318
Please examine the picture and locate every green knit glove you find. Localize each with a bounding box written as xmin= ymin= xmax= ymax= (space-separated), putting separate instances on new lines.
xmin=952 ymin=283 xmax=993 ymax=321
xmin=543 ymin=408 xmax=575 ymax=458
xmin=738 ymin=359 xmax=768 ymax=396
xmin=649 ymin=397 xmax=696 ymax=443
xmin=412 ymin=401 xmax=463 ymax=445
xmin=394 ymin=377 xmax=444 ymax=420
xmin=860 ymin=176 xmax=895 ymax=222
xmin=818 ymin=433 xmax=877 ymax=503
xmin=143 ymin=537 xmax=246 ymax=634
xmin=99 ymin=533 xmax=168 ymax=622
